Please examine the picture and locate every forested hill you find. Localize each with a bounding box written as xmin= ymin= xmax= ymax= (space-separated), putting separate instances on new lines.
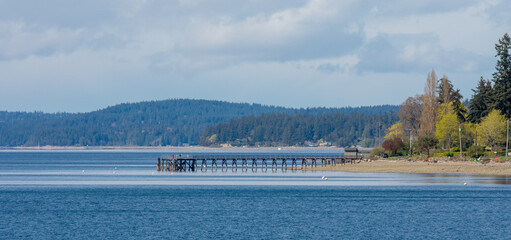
xmin=0 ymin=99 xmax=398 ymax=147
xmin=200 ymin=112 xmax=398 ymax=147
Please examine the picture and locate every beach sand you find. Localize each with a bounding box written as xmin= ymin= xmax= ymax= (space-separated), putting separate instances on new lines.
xmin=311 ymin=159 xmax=511 ymax=176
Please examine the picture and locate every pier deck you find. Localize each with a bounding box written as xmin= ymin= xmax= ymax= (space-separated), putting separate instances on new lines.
xmin=157 ymin=152 xmax=362 ymax=172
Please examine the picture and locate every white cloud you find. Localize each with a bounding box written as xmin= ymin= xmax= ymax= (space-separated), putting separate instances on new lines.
xmin=398 ymin=43 xmax=437 ymax=64
xmin=0 ymin=0 xmax=510 ymax=111
xmin=0 ymin=21 xmax=84 ymax=60
xmin=181 ymin=0 xmax=346 ymax=50
xmin=364 ymin=0 xmax=501 ymax=56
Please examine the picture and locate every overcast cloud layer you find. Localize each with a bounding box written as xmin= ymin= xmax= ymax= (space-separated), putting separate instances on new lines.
xmin=1 ymin=0 xmax=510 ymax=112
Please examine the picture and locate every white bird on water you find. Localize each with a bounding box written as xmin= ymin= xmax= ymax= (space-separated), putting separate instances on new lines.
xmin=464 ymin=182 xmax=467 ymax=186
xmin=322 ymin=176 xmax=325 ymax=179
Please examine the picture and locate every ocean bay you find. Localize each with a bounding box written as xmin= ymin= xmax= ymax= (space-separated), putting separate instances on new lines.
xmin=1 ymin=151 xmax=511 ymax=239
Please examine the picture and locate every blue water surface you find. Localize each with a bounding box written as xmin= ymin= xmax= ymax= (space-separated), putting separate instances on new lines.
xmin=0 ymin=151 xmax=510 ymax=239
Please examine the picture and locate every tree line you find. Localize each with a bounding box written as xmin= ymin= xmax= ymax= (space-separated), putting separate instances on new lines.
xmin=0 ymin=99 xmax=398 ymax=147
xmin=382 ymin=33 xmax=511 ymax=157
xmin=200 ymin=112 xmax=398 ymax=147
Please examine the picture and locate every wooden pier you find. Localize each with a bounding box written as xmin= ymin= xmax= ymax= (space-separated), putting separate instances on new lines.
xmin=157 ymin=152 xmax=361 ymax=172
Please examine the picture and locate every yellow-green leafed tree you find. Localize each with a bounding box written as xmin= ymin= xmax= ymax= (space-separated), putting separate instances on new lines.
xmin=384 ymin=121 xmax=406 ymax=140
xmin=478 ymin=109 xmax=506 ymax=150
xmin=208 ymin=134 xmax=218 ymax=144
xmin=435 ymin=104 xmax=460 ymax=149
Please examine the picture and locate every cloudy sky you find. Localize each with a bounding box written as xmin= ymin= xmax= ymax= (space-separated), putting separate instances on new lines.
xmin=1 ymin=0 xmax=509 ymax=112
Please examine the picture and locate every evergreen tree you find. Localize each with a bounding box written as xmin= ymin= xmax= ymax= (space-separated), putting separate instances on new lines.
xmin=492 ymin=33 xmax=511 ymax=118
xmin=437 ymin=75 xmax=465 ymax=122
xmin=438 ymin=75 xmax=451 ymax=106
xmin=468 ymin=77 xmax=493 ymax=123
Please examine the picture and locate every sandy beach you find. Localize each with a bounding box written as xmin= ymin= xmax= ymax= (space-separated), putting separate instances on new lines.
xmin=311 ymin=159 xmax=511 ymax=176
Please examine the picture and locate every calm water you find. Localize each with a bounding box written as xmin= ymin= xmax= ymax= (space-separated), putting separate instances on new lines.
xmin=1 ymin=151 xmax=510 ymax=239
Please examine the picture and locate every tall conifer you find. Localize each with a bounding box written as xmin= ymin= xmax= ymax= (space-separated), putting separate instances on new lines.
xmin=468 ymin=77 xmax=493 ymax=123
xmin=492 ymin=33 xmax=511 ymax=118
xmin=437 ymin=75 xmax=465 ymax=122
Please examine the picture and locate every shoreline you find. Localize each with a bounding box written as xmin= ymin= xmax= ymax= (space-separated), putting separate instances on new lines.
xmin=2 ymin=147 xmax=509 ymax=177
xmin=310 ymin=159 xmax=511 ymax=176
xmin=0 ymin=146 xmax=346 ymax=151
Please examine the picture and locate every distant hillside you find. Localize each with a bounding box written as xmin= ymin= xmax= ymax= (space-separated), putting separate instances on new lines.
xmin=201 ymin=112 xmax=398 ymax=147
xmin=0 ymin=99 xmax=398 ymax=146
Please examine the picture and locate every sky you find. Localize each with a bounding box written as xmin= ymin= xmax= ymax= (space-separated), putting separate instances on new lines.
xmin=0 ymin=0 xmax=510 ymax=113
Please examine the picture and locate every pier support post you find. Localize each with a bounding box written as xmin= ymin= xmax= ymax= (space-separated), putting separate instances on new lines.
xmin=271 ymin=158 xmax=277 ymax=172
xmin=212 ymin=159 xmax=217 ymax=172
xmin=242 ymin=159 xmax=248 ymax=172
xmin=232 ymin=159 xmax=237 ymax=172
xmin=221 ymin=159 xmax=228 ymax=172
xmin=252 ymin=159 xmax=257 ymax=172
xmin=157 ymin=158 xmax=161 ymax=171
xmin=191 ymin=159 xmax=197 ymax=172
xmin=281 ymin=158 xmax=287 ymax=171
xmin=179 ymin=159 xmax=185 ymax=171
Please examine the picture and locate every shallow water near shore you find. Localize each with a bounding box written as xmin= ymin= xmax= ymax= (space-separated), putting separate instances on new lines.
xmin=1 ymin=151 xmax=510 ymax=239
xmin=1 ymin=150 xmax=510 ymax=186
